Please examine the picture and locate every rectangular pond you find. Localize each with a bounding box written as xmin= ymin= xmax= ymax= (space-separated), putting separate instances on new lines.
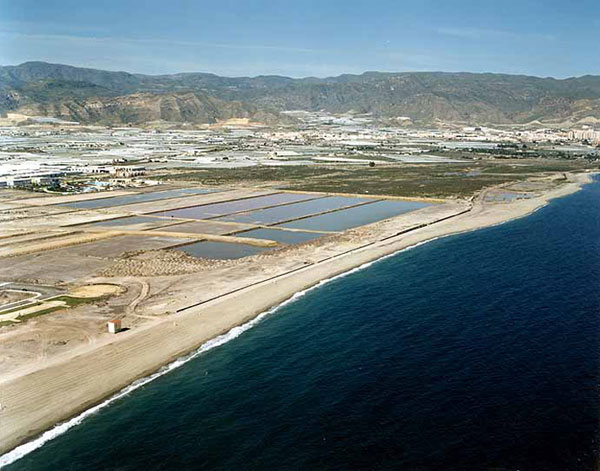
xmin=484 ymin=192 xmax=534 ymax=202
xmin=66 ymin=235 xmax=192 ymax=258
xmin=218 ymin=196 xmax=371 ymax=225
xmin=152 ymin=221 xmax=252 ymax=235
xmin=60 ymin=188 xmax=214 ymax=209
xmin=234 ymin=228 xmax=325 ymax=245
xmin=157 ymin=193 xmax=318 ymax=220
xmin=277 ymin=200 xmax=430 ymax=232
xmin=176 ymin=241 xmax=271 ymax=260
xmin=83 ymin=216 xmax=175 ymax=230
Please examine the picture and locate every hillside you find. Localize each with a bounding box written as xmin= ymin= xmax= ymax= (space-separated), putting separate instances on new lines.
xmin=2 ymin=61 xmax=600 ymax=125
xmin=15 ymin=91 xmax=287 ymax=126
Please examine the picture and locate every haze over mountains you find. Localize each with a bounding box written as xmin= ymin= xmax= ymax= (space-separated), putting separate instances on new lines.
xmin=2 ymin=61 xmax=600 ymax=126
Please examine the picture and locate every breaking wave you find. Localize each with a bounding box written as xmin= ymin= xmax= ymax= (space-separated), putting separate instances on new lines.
xmin=0 ymin=238 xmax=436 ymax=469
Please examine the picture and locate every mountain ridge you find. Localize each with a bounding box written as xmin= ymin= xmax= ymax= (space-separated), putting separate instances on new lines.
xmin=2 ymin=61 xmax=600 ymax=126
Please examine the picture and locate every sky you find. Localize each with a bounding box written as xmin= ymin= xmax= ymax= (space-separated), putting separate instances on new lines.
xmin=0 ymin=0 xmax=599 ymax=78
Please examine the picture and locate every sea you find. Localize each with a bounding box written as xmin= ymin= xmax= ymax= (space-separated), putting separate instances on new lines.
xmin=3 ymin=176 xmax=600 ymax=470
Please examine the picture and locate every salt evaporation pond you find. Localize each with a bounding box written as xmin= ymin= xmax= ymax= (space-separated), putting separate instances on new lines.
xmin=158 ymin=193 xmax=317 ymax=220
xmin=60 ymin=189 xmax=214 ymax=209
xmin=235 ymin=228 xmax=326 ymax=245
xmin=219 ymin=196 xmax=370 ymax=225
xmin=278 ymin=199 xmax=430 ymax=232
xmin=177 ymin=241 xmax=271 ymax=260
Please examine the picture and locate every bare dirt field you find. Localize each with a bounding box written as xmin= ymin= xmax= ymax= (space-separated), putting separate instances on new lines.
xmin=0 ymin=290 xmax=35 ymax=306
xmin=69 ymin=284 xmax=123 ymax=298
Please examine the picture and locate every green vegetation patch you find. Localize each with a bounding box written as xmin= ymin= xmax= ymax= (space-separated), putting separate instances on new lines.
xmin=0 ymin=295 xmax=110 ymax=325
xmin=156 ymin=165 xmax=342 ymax=185
xmin=154 ymin=159 xmax=599 ymax=198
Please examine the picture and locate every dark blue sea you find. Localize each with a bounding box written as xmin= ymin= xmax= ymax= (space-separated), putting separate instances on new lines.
xmin=5 ymin=177 xmax=600 ymax=470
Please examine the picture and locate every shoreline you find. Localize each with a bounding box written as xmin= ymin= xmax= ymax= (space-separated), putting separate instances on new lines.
xmin=0 ymin=172 xmax=594 ymax=465
xmin=0 ymin=238 xmax=435 ymax=467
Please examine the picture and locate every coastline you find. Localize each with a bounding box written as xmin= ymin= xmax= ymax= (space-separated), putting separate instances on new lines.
xmin=0 ymin=172 xmax=594 ymax=464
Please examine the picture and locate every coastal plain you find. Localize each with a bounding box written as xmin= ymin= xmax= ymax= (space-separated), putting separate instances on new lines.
xmin=1 ymin=113 xmax=599 ymax=461
xmin=0 ymin=169 xmax=593 ymax=456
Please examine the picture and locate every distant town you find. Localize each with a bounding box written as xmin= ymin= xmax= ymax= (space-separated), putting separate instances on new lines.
xmin=1 ymin=110 xmax=598 ymax=191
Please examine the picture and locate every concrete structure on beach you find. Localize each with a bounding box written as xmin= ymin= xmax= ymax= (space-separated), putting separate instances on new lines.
xmin=107 ymin=320 xmax=122 ymax=334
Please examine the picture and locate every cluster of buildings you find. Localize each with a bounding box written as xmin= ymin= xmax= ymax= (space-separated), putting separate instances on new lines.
xmin=258 ymin=122 xmax=600 ymax=149
xmin=0 ymin=173 xmax=63 ymax=188
xmin=0 ymin=114 xmax=598 ymax=190
xmin=0 ymin=165 xmax=146 ymax=188
xmin=74 ymin=165 xmax=146 ymax=177
xmin=567 ymin=128 xmax=600 ymax=145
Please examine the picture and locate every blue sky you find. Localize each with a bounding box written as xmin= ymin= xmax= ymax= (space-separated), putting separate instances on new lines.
xmin=0 ymin=0 xmax=598 ymax=78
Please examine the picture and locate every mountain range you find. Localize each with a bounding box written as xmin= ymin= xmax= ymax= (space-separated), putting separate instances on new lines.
xmin=2 ymin=61 xmax=600 ymax=126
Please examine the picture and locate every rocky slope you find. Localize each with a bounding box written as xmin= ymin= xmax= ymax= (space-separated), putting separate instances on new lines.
xmin=16 ymin=91 xmax=287 ymax=125
xmin=2 ymin=62 xmax=600 ymax=125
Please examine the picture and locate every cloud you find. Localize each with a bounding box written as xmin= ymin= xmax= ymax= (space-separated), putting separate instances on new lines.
xmin=0 ymin=19 xmax=109 ymax=35
xmin=377 ymin=51 xmax=445 ymax=70
xmin=0 ymin=30 xmax=340 ymax=76
xmin=0 ymin=30 xmax=323 ymax=55
xmin=436 ymin=27 xmax=555 ymax=42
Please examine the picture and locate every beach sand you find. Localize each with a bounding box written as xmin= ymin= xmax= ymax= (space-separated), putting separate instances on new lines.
xmin=0 ymin=172 xmax=593 ymax=459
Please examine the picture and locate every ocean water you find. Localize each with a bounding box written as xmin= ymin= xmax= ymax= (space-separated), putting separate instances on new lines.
xmin=4 ymin=177 xmax=600 ymax=470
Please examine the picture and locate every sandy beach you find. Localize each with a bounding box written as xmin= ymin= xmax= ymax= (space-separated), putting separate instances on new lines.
xmin=0 ymin=172 xmax=593 ymax=460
